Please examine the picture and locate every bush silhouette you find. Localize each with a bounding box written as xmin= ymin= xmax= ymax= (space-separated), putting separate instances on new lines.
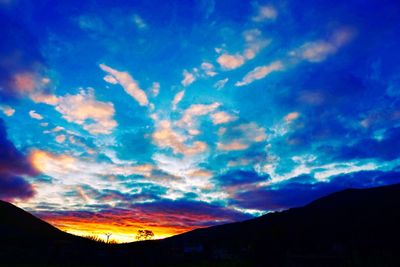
xmin=135 ymin=229 xmax=154 ymax=241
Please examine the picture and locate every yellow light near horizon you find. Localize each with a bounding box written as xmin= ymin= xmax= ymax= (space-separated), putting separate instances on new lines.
xmin=43 ymin=218 xmax=192 ymax=244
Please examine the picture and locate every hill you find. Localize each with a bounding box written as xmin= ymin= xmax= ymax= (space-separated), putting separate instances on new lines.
xmin=1 ymin=183 xmax=400 ymax=266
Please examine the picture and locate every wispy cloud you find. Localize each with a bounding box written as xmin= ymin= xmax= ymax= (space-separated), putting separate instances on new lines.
xmin=29 ymin=110 xmax=43 ymax=120
xmin=235 ymin=61 xmax=284 ymax=86
xmin=172 ymin=90 xmax=185 ymax=110
xmin=100 ymin=64 xmax=149 ymax=106
xmin=133 ymin=14 xmax=147 ymax=30
xmin=214 ymin=78 xmax=229 ymax=89
xmin=252 ymin=5 xmax=277 ymax=22
xmin=150 ymin=82 xmax=160 ymax=97
xmin=290 ymin=28 xmax=355 ymax=63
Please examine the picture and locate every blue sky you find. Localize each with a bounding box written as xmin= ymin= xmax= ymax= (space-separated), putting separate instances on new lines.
xmin=1 ymin=0 xmax=400 ymax=241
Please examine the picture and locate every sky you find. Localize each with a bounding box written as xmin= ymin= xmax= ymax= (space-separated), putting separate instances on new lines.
xmin=1 ymin=0 xmax=400 ymax=243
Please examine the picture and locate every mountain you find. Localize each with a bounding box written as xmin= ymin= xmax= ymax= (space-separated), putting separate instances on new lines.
xmin=156 ymin=183 xmax=400 ymax=266
xmin=1 ymin=184 xmax=400 ymax=266
xmin=0 ymin=200 xmax=100 ymax=266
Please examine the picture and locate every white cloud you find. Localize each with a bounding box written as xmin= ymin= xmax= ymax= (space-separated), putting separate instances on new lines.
xmin=235 ymin=60 xmax=284 ymax=86
xmin=133 ymin=14 xmax=147 ymax=29
xmin=29 ymin=110 xmax=43 ymax=120
xmin=214 ymin=78 xmax=229 ymax=90
xmin=100 ymin=64 xmax=149 ymax=106
xmin=252 ymin=5 xmax=277 ymax=22
xmin=172 ymin=90 xmax=185 ymax=111
xmin=150 ymin=82 xmax=160 ymax=97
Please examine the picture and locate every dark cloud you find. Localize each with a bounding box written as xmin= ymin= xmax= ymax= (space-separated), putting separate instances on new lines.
xmin=336 ymin=127 xmax=400 ymax=161
xmin=0 ymin=174 xmax=34 ymax=201
xmin=231 ymin=169 xmax=400 ymax=211
xmin=0 ymin=119 xmax=37 ymax=201
xmin=214 ymin=170 xmax=270 ymax=187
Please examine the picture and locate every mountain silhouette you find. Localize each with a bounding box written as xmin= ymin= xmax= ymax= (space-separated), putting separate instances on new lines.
xmin=1 ymin=183 xmax=400 ymax=266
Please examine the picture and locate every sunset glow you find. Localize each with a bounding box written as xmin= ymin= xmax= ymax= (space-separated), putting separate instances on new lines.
xmin=1 ymin=0 xmax=400 ymax=243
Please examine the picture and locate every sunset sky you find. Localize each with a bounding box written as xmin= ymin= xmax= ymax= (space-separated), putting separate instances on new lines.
xmin=1 ymin=0 xmax=400 ymax=243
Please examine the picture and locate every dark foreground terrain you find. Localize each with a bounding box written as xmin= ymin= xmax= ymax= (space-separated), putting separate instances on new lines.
xmin=1 ymin=183 xmax=400 ymax=267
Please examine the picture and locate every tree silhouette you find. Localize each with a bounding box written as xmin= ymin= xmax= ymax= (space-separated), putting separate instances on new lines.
xmin=105 ymin=233 xmax=112 ymax=243
xmin=135 ymin=230 xmax=154 ymax=241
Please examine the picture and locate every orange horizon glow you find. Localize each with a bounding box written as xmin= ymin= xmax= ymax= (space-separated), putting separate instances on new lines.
xmin=39 ymin=215 xmax=199 ymax=243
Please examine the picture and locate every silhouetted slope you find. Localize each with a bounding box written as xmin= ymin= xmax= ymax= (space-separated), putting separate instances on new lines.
xmin=156 ymin=183 xmax=400 ymax=266
xmin=0 ymin=200 xmax=71 ymax=240
xmin=0 ymin=200 xmax=98 ymax=266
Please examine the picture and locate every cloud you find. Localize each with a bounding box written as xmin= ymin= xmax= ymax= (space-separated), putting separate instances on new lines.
xmin=217 ymin=122 xmax=267 ymax=151
xmin=181 ymin=69 xmax=196 ymax=87
xmin=200 ymin=62 xmax=217 ymax=76
xmin=211 ymin=111 xmax=237 ymax=125
xmin=150 ymin=82 xmax=160 ymax=97
xmin=55 ymin=135 xmax=66 ymax=143
xmin=36 ymin=199 xmax=252 ymax=240
xmin=0 ymin=119 xmax=37 ymax=201
xmin=336 ymin=127 xmax=400 ymax=161
xmin=0 ymin=105 xmax=15 ymax=116
xmin=133 ymin=14 xmax=147 ymax=30
xmin=29 ymin=110 xmax=43 ymax=120
xmin=284 ymin=112 xmax=300 ymax=122
xmin=152 ymin=120 xmax=208 ymax=155
xmin=30 ymin=150 xmax=154 ymax=186
xmin=215 ymin=170 xmax=269 ymax=187
xmin=214 ymin=78 xmax=229 ymax=89
xmin=252 ymin=5 xmax=277 ymax=22
xmin=55 ymin=89 xmax=117 ymax=135
xmin=0 ymin=14 xmax=50 ymax=102
xmin=217 ymin=141 xmax=249 ymax=151
xmin=172 ymin=90 xmax=185 ymax=110
xmin=217 ymin=29 xmax=269 ymax=70
xmin=291 ymin=28 xmax=354 ymax=63
xmin=217 ymin=54 xmax=245 ymax=70
xmin=177 ymin=102 xmax=221 ymax=135
xmin=100 ymin=64 xmax=149 ymax=106
xmin=235 ymin=61 xmax=284 ymax=86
